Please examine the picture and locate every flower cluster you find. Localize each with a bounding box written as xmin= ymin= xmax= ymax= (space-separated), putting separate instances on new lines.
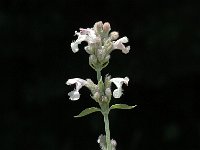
xmin=67 ymin=21 xmax=130 ymax=102
xmin=71 ymin=21 xmax=130 ymax=71
xmin=66 ymin=76 xmax=129 ymax=102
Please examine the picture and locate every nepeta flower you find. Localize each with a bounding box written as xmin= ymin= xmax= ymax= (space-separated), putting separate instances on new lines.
xmin=66 ymin=78 xmax=87 ymax=100
xmin=110 ymin=77 xmax=129 ymax=98
xmin=71 ymin=28 xmax=98 ymax=53
xmin=113 ymin=37 xmax=130 ymax=54
xmin=97 ymin=134 xmax=117 ymax=150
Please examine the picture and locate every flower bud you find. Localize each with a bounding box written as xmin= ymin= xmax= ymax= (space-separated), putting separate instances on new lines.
xmin=105 ymin=88 xmax=112 ymax=100
xmin=94 ymin=21 xmax=103 ymax=35
xmin=103 ymin=55 xmax=110 ymax=65
xmin=97 ymin=48 xmax=105 ymax=62
xmin=92 ymin=92 xmax=100 ymax=102
xmin=89 ymin=55 xmax=97 ymax=67
xmin=101 ymin=96 xmax=108 ymax=102
xmin=110 ymin=31 xmax=119 ymax=40
xmin=104 ymin=39 xmax=113 ymax=51
xmin=104 ymin=74 xmax=111 ymax=88
xmin=103 ymin=22 xmax=111 ymax=34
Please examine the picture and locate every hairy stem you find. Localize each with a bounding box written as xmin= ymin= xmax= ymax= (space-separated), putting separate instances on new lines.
xmin=103 ymin=112 xmax=111 ymax=150
xmin=97 ymin=67 xmax=111 ymax=150
xmin=96 ymin=68 xmax=101 ymax=81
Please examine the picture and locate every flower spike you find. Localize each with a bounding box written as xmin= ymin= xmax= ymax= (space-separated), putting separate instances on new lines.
xmin=67 ymin=21 xmax=134 ymax=150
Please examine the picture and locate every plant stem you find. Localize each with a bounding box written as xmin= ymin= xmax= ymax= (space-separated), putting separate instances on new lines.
xmin=96 ymin=67 xmax=111 ymax=150
xmin=96 ymin=68 xmax=101 ymax=81
xmin=103 ymin=112 xmax=111 ymax=150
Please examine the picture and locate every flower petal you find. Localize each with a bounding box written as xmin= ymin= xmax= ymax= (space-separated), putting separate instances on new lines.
xmin=123 ymin=77 xmax=129 ymax=85
xmin=70 ymin=32 xmax=87 ymax=53
xmin=71 ymin=42 xmax=79 ymax=53
xmin=68 ymin=90 xmax=80 ymax=101
xmin=110 ymin=77 xmax=129 ymax=98
xmin=66 ymin=78 xmax=87 ymax=100
xmin=113 ymin=36 xmax=130 ymax=54
xmin=70 ymin=28 xmax=99 ymax=53
xmin=113 ymin=88 xmax=122 ymax=98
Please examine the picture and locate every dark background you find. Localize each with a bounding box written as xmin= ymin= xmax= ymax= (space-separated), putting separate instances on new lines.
xmin=1 ymin=0 xmax=200 ymax=150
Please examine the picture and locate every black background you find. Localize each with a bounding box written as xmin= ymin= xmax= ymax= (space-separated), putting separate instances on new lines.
xmin=1 ymin=0 xmax=200 ymax=150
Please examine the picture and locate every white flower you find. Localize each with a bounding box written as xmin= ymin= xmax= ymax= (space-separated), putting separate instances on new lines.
xmin=71 ymin=28 xmax=97 ymax=53
xmin=111 ymin=139 xmax=117 ymax=150
xmin=97 ymin=134 xmax=117 ymax=150
xmin=66 ymin=78 xmax=87 ymax=100
xmin=110 ymin=77 xmax=129 ymax=98
xmin=113 ymin=36 xmax=130 ymax=54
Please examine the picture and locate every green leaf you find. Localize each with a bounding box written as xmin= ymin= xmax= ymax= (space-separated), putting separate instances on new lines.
xmin=74 ymin=107 xmax=101 ymax=118
xmin=110 ymin=104 xmax=137 ymax=110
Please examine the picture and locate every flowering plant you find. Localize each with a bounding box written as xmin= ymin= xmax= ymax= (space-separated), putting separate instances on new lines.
xmin=66 ymin=21 xmax=136 ymax=150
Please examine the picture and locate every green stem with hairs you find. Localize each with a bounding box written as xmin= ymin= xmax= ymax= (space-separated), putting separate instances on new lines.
xmin=103 ymin=112 xmax=111 ymax=150
xmin=96 ymin=68 xmax=111 ymax=150
xmin=96 ymin=68 xmax=102 ymax=81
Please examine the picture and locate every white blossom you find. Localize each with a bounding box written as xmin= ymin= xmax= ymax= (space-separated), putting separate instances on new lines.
xmin=71 ymin=28 xmax=98 ymax=53
xmin=66 ymin=78 xmax=87 ymax=100
xmin=111 ymin=139 xmax=117 ymax=150
xmin=110 ymin=77 xmax=129 ymax=98
xmin=113 ymin=36 xmax=130 ymax=54
xmin=97 ymin=134 xmax=117 ymax=150
xmin=97 ymin=134 xmax=106 ymax=150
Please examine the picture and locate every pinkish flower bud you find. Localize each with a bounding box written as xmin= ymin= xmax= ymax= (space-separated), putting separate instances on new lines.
xmin=94 ymin=21 xmax=103 ymax=34
xmin=103 ymin=22 xmax=111 ymax=34
xmin=110 ymin=31 xmax=119 ymax=40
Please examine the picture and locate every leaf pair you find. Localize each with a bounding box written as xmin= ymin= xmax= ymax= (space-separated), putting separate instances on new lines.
xmin=74 ymin=104 xmax=137 ymax=118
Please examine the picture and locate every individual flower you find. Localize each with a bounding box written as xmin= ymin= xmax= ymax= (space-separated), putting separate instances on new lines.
xmin=110 ymin=77 xmax=129 ymax=98
xmin=71 ymin=28 xmax=98 ymax=53
xmin=97 ymin=134 xmax=117 ymax=150
xmin=97 ymin=134 xmax=106 ymax=150
xmin=112 ymin=36 xmax=130 ymax=54
xmin=66 ymin=78 xmax=87 ymax=100
xmin=111 ymin=139 xmax=117 ymax=150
